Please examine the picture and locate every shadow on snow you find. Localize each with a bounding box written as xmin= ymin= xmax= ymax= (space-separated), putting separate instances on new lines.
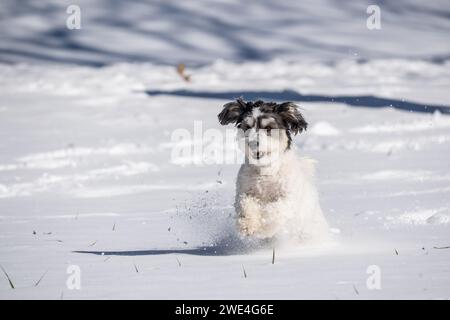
xmin=144 ymin=89 xmax=450 ymax=114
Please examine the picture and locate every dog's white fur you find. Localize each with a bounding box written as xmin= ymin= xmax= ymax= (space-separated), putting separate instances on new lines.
xmin=235 ymin=149 xmax=329 ymax=242
xmin=218 ymin=99 xmax=329 ymax=242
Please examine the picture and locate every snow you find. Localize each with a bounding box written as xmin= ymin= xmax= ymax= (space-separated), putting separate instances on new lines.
xmin=309 ymin=121 xmax=341 ymax=136
xmin=1 ymin=0 xmax=450 ymax=66
xmin=1 ymin=0 xmax=450 ymax=300
xmin=0 ymin=59 xmax=449 ymax=299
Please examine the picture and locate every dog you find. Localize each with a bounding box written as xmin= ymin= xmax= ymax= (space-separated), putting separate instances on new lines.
xmin=218 ymin=98 xmax=328 ymax=242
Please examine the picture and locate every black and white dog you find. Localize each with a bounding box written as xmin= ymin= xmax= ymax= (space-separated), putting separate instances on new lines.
xmin=218 ymin=99 xmax=328 ymax=242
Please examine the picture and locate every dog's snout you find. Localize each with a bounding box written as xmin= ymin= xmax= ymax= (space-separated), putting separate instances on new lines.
xmin=248 ymin=140 xmax=259 ymax=150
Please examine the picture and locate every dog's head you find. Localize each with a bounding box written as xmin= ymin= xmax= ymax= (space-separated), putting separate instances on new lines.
xmin=218 ymin=98 xmax=307 ymax=164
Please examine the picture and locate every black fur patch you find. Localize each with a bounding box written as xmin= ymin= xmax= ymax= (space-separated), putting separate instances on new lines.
xmin=218 ymin=99 xmax=308 ymax=149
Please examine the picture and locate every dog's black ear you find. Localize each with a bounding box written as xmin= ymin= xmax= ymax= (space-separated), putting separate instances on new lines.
xmin=218 ymin=98 xmax=248 ymax=125
xmin=275 ymin=102 xmax=308 ymax=134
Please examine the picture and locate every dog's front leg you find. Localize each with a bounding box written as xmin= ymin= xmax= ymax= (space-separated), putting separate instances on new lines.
xmin=258 ymin=198 xmax=291 ymax=238
xmin=235 ymin=195 xmax=263 ymax=236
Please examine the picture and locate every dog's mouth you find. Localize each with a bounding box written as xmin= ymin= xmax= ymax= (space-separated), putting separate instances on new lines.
xmin=254 ymin=151 xmax=268 ymax=159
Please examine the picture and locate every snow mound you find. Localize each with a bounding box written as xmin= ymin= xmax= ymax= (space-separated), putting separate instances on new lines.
xmin=351 ymin=115 xmax=450 ymax=134
xmin=361 ymin=170 xmax=433 ymax=181
xmin=426 ymin=211 xmax=450 ymax=225
xmin=386 ymin=208 xmax=450 ymax=225
xmin=309 ymin=121 xmax=341 ymax=136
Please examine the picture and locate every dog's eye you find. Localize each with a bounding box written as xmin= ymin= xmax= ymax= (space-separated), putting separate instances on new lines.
xmin=238 ymin=124 xmax=249 ymax=132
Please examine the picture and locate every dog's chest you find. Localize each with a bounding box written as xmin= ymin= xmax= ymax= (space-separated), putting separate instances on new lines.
xmin=242 ymin=171 xmax=285 ymax=202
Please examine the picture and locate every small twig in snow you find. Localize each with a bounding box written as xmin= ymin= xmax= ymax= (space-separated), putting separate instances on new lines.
xmin=34 ymin=269 xmax=49 ymax=287
xmin=0 ymin=265 xmax=15 ymax=289
xmin=176 ymin=63 xmax=191 ymax=82
xmin=352 ymin=284 xmax=359 ymax=295
xmin=433 ymin=246 xmax=450 ymax=250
